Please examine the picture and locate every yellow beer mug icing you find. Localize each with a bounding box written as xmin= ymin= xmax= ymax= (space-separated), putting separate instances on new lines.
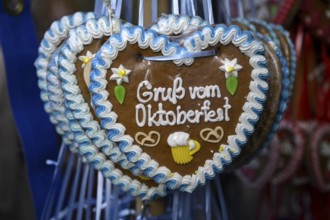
xmin=167 ymin=132 xmax=201 ymax=165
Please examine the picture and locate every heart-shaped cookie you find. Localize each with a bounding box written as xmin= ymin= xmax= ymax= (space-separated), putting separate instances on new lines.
xmin=309 ymin=123 xmax=330 ymax=191
xmin=226 ymin=19 xmax=291 ymax=170
xmin=59 ymin=16 xmax=174 ymax=199
xmin=271 ymin=119 xmax=305 ymax=184
xmin=236 ymin=136 xmax=280 ymax=188
xmin=35 ymin=12 xmax=95 ymax=128
xmin=89 ymin=24 xmax=269 ymax=192
xmin=39 ymin=14 xmax=171 ymax=199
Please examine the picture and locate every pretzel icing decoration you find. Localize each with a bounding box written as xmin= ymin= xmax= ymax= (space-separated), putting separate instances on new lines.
xmin=135 ymin=131 xmax=161 ymax=147
xmin=200 ymin=126 xmax=224 ymax=143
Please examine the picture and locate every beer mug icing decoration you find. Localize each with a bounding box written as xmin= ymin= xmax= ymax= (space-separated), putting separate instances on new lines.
xmin=167 ymin=132 xmax=201 ymax=164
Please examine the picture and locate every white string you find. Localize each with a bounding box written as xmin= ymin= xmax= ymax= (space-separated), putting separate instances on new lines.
xmin=203 ymin=0 xmax=214 ymax=24
xmin=181 ymin=0 xmax=187 ymax=14
xmin=172 ymin=0 xmax=179 ymax=14
xmin=115 ymin=0 xmax=123 ymax=17
xmin=138 ymin=0 xmax=144 ymax=26
xmin=105 ymin=180 xmax=112 ymax=220
xmin=110 ymin=0 xmax=117 ymax=10
xmin=94 ymin=0 xmax=105 ymax=17
xmin=152 ymin=0 xmax=158 ymax=21
xmin=95 ymin=172 xmax=104 ymax=220
xmin=187 ymin=0 xmax=196 ymax=16
xmin=236 ymin=0 xmax=244 ymax=18
xmin=224 ymin=0 xmax=231 ymax=19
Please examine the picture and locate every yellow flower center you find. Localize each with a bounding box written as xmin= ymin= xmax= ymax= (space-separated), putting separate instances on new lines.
xmin=82 ymin=57 xmax=90 ymax=64
xmin=227 ymin=66 xmax=235 ymax=73
xmin=219 ymin=145 xmax=225 ymax=152
xmin=118 ymin=69 xmax=126 ymax=77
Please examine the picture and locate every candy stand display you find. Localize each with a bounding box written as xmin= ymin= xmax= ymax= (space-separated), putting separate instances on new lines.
xmin=1 ymin=0 xmax=330 ymax=219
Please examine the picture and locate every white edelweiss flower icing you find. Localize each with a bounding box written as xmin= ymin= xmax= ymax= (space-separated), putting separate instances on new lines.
xmin=110 ymin=64 xmax=132 ymax=85
xmin=219 ymin=58 xmax=243 ymax=78
xmin=167 ymin=132 xmax=190 ymax=147
xmin=78 ymin=50 xmax=95 ymax=68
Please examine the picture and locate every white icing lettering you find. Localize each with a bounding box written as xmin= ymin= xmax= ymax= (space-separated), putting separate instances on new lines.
xmin=137 ymin=80 xmax=153 ymax=103
xmin=189 ymin=85 xmax=221 ymax=99
xmin=135 ymin=100 xmax=231 ymax=127
xmin=137 ymin=77 xmax=185 ymax=105
xmin=223 ymin=97 xmax=231 ymax=121
xmin=135 ymin=104 xmax=147 ymax=127
xmin=134 ymin=77 xmax=232 ymax=127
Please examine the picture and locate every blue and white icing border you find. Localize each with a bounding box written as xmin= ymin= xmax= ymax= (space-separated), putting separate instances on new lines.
xmin=148 ymin=14 xmax=209 ymax=35
xmin=89 ymin=24 xmax=269 ymax=192
xmin=271 ymin=24 xmax=296 ymax=98
xmin=255 ymin=33 xmax=290 ymax=147
xmin=58 ymin=16 xmax=167 ymax=199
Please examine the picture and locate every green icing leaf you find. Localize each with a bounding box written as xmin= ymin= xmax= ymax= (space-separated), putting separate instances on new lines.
xmin=226 ymin=76 xmax=238 ymax=96
xmin=114 ymin=85 xmax=126 ymax=104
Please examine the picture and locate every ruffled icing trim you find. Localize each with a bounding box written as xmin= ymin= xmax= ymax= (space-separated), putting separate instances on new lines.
xmin=270 ymin=24 xmax=297 ymax=98
xmin=90 ymin=23 xmax=269 ymax=192
xmin=35 ymin=12 xmax=95 ymax=117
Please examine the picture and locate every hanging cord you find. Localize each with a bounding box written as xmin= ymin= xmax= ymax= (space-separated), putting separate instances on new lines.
xmin=115 ymin=0 xmax=122 ymax=18
xmin=138 ymin=0 xmax=144 ymax=26
xmin=172 ymin=191 xmax=180 ymax=220
xmin=103 ymin=0 xmax=119 ymax=34
xmin=181 ymin=0 xmax=187 ymax=15
xmin=186 ymin=0 xmax=196 ymax=16
xmin=65 ymin=157 xmax=83 ymax=220
xmin=151 ymin=0 xmax=158 ymax=21
xmin=205 ymin=181 xmax=212 ymax=220
xmin=215 ymin=177 xmax=229 ymax=220
xmin=219 ymin=0 xmax=232 ymax=25
xmin=172 ymin=0 xmax=179 ymax=14
xmin=224 ymin=0 xmax=231 ymax=22
xmin=53 ymin=151 xmax=76 ymax=220
xmin=203 ymin=0 xmax=214 ymax=24
xmin=236 ymin=0 xmax=244 ymax=18
xmin=85 ymin=164 xmax=95 ymax=220
xmin=76 ymin=164 xmax=90 ymax=220
xmin=248 ymin=0 xmax=256 ymax=18
xmin=41 ymin=143 xmax=67 ymax=220
xmin=137 ymin=200 xmax=150 ymax=220
xmin=94 ymin=0 xmax=105 ymax=17
xmin=105 ymin=180 xmax=112 ymax=220
xmin=95 ymin=171 xmax=104 ymax=220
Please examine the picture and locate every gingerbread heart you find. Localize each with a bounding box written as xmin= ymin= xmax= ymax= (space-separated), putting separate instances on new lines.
xmin=236 ymin=136 xmax=280 ymax=188
xmin=89 ymin=24 xmax=269 ymax=192
xmin=271 ymin=120 xmax=305 ymax=184
xmin=309 ymin=123 xmax=330 ymax=191
xmin=226 ymin=19 xmax=291 ymax=170
xmin=41 ymin=14 xmax=169 ymax=199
